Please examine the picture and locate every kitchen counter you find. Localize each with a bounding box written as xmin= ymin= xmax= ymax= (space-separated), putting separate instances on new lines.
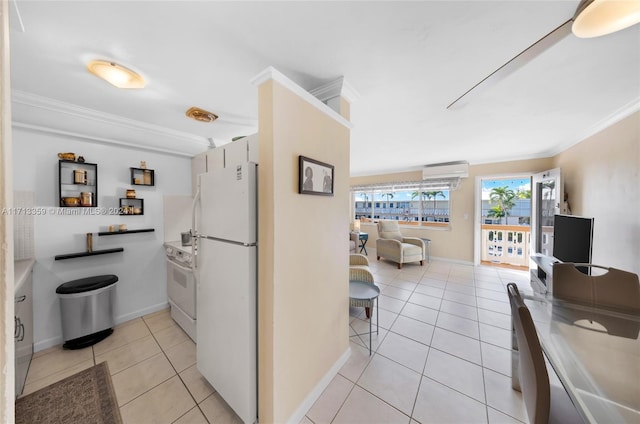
xmin=14 ymin=258 xmax=35 ymax=292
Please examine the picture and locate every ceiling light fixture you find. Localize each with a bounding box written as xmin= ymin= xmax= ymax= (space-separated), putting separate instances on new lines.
xmin=87 ymin=60 xmax=146 ymax=89
xmin=572 ymin=0 xmax=640 ymax=38
xmin=186 ymin=107 xmax=218 ymax=123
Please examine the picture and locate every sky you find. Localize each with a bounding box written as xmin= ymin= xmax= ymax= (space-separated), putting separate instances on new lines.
xmin=481 ymin=177 xmax=530 ymax=200
xmin=354 ymin=177 xmax=530 ymax=202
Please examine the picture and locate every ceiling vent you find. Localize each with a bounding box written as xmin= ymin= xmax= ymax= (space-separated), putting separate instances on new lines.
xmin=422 ymin=161 xmax=469 ymax=180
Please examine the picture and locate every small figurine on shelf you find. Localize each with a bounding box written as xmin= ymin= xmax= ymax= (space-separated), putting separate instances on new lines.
xmin=77 ymin=156 xmax=86 ymax=163
xmin=57 ymin=152 xmax=76 ymax=161
xmin=140 ymin=161 xmax=147 ymax=169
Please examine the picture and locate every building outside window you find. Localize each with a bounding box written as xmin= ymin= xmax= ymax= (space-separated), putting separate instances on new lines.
xmin=353 ymin=182 xmax=454 ymax=227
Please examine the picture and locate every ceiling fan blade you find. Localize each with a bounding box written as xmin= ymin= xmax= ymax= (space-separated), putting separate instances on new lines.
xmin=447 ymin=19 xmax=573 ymax=110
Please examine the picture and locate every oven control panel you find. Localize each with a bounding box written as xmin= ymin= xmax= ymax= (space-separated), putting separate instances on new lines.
xmin=165 ymin=243 xmax=193 ymax=266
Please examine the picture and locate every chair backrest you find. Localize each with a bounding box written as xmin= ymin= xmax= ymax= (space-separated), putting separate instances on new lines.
xmin=349 ymin=254 xmax=369 ymax=267
xmin=349 ymin=266 xmax=374 ymax=284
xmin=553 ymin=263 xmax=594 ymax=305
xmin=377 ymin=220 xmax=403 ymax=241
xmin=553 ymin=263 xmax=640 ymax=313
xmin=593 ymin=267 xmax=640 ymax=314
xmin=507 ymin=283 xmax=550 ymax=424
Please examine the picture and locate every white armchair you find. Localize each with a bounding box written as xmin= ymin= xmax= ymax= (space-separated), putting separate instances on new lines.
xmin=376 ymin=220 xmax=425 ymax=269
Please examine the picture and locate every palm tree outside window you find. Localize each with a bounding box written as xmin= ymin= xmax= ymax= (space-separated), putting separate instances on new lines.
xmin=488 ymin=186 xmax=516 ymax=225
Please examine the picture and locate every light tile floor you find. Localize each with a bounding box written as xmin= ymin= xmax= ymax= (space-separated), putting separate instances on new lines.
xmin=22 ymin=308 xmax=242 ymax=424
xmin=302 ymin=247 xmax=533 ymax=424
xmin=21 ymin=248 xmax=532 ymax=424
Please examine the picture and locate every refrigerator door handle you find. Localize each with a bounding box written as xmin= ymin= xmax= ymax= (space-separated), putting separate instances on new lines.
xmin=200 ymin=235 xmax=257 ymax=247
xmin=191 ymin=183 xmax=201 ymax=272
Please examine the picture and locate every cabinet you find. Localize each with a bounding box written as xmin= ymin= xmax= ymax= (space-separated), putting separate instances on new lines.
xmin=119 ymin=197 xmax=144 ymax=215
xmin=224 ymin=133 xmax=258 ymax=168
xmin=58 ymin=160 xmax=98 ymax=207
xmin=130 ymin=167 xmax=154 ymax=186
xmin=530 ymin=254 xmax=557 ymax=294
xmin=224 ymin=137 xmax=248 ymax=168
xmin=191 ymin=151 xmax=208 ymax=197
xmin=247 ymin=133 xmax=259 ymax=163
xmin=14 ymin=262 xmax=33 ymax=397
xmin=207 ymin=147 xmax=225 ymax=171
xmin=190 ymin=134 xmax=258 ymax=196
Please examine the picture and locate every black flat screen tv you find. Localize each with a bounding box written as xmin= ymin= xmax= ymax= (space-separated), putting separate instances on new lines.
xmin=552 ymin=214 xmax=594 ymax=273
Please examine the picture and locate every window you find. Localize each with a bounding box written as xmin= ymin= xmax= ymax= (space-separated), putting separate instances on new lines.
xmin=353 ymin=180 xmax=454 ymax=227
xmin=481 ymin=177 xmax=531 ymax=226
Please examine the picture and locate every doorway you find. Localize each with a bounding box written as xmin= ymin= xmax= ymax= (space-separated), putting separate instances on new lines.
xmin=474 ymin=174 xmax=531 ymax=270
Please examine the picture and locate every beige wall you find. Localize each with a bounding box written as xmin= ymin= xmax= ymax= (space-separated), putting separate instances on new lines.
xmin=351 ymin=112 xmax=640 ymax=276
xmin=257 ymin=78 xmax=350 ymax=423
xmin=553 ymin=111 xmax=640 ymax=275
xmin=351 ymin=158 xmax=553 ymax=263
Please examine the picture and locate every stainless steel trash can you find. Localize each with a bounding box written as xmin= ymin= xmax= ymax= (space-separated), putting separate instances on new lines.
xmin=56 ymin=274 xmax=118 ymax=349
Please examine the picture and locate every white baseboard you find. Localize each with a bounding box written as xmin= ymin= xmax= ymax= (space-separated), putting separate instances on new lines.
xmin=34 ymin=336 xmax=64 ymax=352
xmin=286 ymin=346 xmax=351 ymax=424
xmin=115 ymin=301 xmax=169 ymax=325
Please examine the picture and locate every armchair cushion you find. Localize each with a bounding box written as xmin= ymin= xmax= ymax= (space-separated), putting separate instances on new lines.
xmin=376 ymin=220 xmax=425 ymax=268
xmin=377 ymin=220 xmax=403 ymax=242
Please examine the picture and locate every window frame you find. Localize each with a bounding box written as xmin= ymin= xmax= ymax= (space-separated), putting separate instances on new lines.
xmin=352 ymin=179 xmax=457 ymax=229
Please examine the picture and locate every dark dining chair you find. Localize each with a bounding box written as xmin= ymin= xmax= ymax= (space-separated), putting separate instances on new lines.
xmin=507 ymin=283 xmax=583 ymax=424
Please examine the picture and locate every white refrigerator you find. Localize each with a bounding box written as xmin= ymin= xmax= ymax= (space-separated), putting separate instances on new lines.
xmin=193 ymin=162 xmax=257 ymax=424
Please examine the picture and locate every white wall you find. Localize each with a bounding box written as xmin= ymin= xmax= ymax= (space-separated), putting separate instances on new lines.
xmin=12 ymin=128 xmax=191 ymax=351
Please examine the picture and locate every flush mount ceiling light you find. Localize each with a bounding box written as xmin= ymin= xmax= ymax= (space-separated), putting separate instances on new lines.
xmin=572 ymin=0 xmax=640 ymax=38
xmin=185 ymin=107 xmax=218 ymax=123
xmin=87 ymin=60 xmax=145 ymax=89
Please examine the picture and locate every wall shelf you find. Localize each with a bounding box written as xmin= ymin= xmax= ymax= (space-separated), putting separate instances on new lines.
xmin=119 ymin=198 xmax=144 ymax=215
xmin=59 ymin=160 xmax=98 ymax=207
xmin=98 ymin=228 xmax=155 ymax=236
xmin=130 ymin=167 xmax=155 ymax=186
xmin=54 ymin=248 xmax=124 ymax=261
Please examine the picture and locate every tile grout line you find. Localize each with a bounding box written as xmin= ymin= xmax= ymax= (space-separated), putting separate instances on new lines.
xmin=140 ymin=314 xmax=213 ymax=424
xmin=113 ymin=317 xmax=178 ymax=414
xmin=473 ymin=270 xmax=493 ymax=424
xmin=346 ymin=261 xmax=527 ymax=423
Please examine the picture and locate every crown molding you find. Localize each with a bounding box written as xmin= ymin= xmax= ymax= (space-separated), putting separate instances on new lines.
xmin=309 ymin=77 xmax=360 ymax=104
xmin=13 ymin=122 xmax=194 ymax=157
xmin=251 ymin=66 xmax=353 ymax=129
xmin=12 ymin=90 xmax=209 ymax=146
xmin=547 ymin=98 xmax=640 ymax=157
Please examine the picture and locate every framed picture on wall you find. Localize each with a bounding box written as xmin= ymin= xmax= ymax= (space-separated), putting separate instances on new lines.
xmin=299 ymin=155 xmax=334 ymax=196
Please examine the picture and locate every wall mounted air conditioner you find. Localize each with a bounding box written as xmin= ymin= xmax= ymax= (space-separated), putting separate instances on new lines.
xmin=422 ymin=161 xmax=469 ymax=179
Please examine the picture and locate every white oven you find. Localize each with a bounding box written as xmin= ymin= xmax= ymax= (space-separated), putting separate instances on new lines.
xmin=165 ymin=244 xmax=196 ymax=341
